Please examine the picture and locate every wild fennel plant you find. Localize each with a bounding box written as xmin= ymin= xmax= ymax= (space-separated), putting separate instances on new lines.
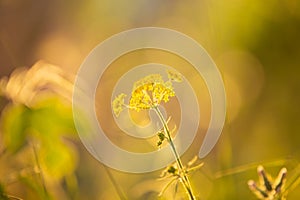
xmin=112 ymin=70 xmax=198 ymax=199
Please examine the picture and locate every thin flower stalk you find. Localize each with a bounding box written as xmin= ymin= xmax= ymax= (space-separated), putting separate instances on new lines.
xmin=153 ymin=106 xmax=195 ymax=200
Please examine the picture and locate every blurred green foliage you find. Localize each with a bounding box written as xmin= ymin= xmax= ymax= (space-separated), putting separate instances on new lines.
xmin=0 ymin=0 xmax=300 ymax=199
xmin=0 ymin=96 xmax=78 ymax=199
xmin=1 ymin=103 xmax=30 ymax=153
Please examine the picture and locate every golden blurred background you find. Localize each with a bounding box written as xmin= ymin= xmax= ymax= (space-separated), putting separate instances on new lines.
xmin=0 ymin=0 xmax=300 ymax=199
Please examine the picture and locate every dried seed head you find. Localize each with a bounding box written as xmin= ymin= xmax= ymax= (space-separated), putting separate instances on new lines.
xmin=248 ymin=166 xmax=288 ymax=199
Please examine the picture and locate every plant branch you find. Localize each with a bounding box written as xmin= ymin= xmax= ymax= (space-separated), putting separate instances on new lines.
xmin=153 ymin=106 xmax=195 ymax=200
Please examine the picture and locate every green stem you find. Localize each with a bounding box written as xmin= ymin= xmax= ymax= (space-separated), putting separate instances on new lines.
xmin=90 ymin=146 xmax=127 ymax=200
xmin=103 ymin=165 xmax=127 ymax=200
xmin=153 ymin=107 xmax=195 ymax=200
xmin=6 ymin=194 xmax=24 ymax=200
xmin=31 ymin=143 xmax=49 ymax=199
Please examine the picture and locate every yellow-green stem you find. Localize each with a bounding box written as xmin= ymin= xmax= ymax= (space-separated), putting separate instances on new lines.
xmin=153 ymin=107 xmax=195 ymax=200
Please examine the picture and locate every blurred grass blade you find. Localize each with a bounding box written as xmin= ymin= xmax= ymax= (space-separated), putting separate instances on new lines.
xmin=215 ymin=158 xmax=294 ymax=179
xmin=284 ymin=163 xmax=300 ymax=195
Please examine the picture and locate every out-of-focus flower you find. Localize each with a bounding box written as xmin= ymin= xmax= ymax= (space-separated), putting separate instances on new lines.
xmin=0 ymin=60 xmax=74 ymax=107
xmin=248 ymin=165 xmax=287 ymax=200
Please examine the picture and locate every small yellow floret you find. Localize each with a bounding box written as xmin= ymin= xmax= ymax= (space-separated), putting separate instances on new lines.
xmin=112 ymin=93 xmax=126 ymax=117
xmin=167 ymin=69 xmax=183 ymax=82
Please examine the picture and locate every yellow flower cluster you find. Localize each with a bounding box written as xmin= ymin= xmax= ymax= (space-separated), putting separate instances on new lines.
xmin=129 ymin=74 xmax=175 ymax=111
xmin=112 ymin=69 xmax=183 ymax=116
xmin=112 ymin=93 xmax=126 ymax=117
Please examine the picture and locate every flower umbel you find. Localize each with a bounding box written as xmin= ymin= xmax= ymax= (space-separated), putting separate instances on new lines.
xmin=248 ymin=165 xmax=287 ymax=200
xmin=129 ymin=74 xmax=175 ymax=111
xmin=112 ymin=70 xmax=182 ymax=115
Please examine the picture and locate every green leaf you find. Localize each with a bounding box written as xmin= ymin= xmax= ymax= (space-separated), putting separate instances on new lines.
xmin=1 ymin=96 xmax=78 ymax=182
xmin=167 ymin=166 xmax=177 ymax=174
xmin=29 ymin=97 xmax=76 ymax=141
xmin=29 ymin=97 xmax=78 ymax=182
xmin=1 ymin=103 xmax=31 ymax=153
xmin=19 ymin=176 xmax=52 ymax=200
xmin=39 ymin=142 xmax=78 ymax=182
xmin=0 ymin=183 xmax=9 ymax=200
